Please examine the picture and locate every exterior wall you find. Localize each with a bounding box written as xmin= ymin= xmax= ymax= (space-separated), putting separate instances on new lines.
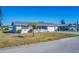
xmin=58 ymin=26 xmax=79 ymax=31
xmin=77 ymin=27 xmax=79 ymax=31
xmin=32 ymin=29 xmax=47 ymax=32
xmin=16 ymin=26 xmax=22 ymax=30
xmin=21 ymin=29 xmax=30 ymax=33
xmin=36 ymin=26 xmax=48 ymax=32
xmin=35 ymin=26 xmax=58 ymax=32
xmin=69 ymin=27 xmax=78 ymax=31
xmin=47 ymin=26 xmax=57 ymax=32
xmin=12 ymin=25 xmax=57 ymax=33
xmin=58 ymin=26 xmax=69 ymax=31
xmin=54 ymin=27 xmax=58 ymax=31
xmin=12 ymin=26 xmax=22 ymax=33
xmin=37 ymin=29 xmax=47 ymax=32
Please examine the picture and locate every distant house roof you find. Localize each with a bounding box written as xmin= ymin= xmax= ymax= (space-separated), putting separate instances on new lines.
xmin=12 ymin=22 xmax=56 ymax=27
xmin=12 ymin=22 xmax=29 ymax=26
xmin=2 ymin=25 xmax=12 ymax=28
xmin=57 ymin=24 xmax=79 ymax=28
xmin=57 ymin=24 xmax=69 ymax=26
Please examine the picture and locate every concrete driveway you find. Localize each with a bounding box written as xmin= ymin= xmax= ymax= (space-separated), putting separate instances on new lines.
xmin=0 ymin=37 xmax=79 ymax=53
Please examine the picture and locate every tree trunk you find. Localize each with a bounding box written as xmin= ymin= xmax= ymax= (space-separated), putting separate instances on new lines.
xmin=32 ymin=30 xmax=34 ymax=37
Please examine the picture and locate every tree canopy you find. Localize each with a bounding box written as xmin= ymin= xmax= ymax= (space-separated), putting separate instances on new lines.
xmin=60 ymin=19 xmax=65 ymax=24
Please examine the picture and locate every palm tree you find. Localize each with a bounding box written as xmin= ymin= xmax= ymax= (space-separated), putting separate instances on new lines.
xmin=28 ymin=23 xmax=37 ymax=37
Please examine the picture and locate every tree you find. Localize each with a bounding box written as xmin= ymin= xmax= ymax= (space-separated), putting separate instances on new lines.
xmin=31 ymin=24 xmax=37 ymax=37
xmin=60 ymin=19 xmax=65 ymax=24
xmin=68 ymin=23 xmax=72 ymax=26
xmin=28 ymin=23 xmax=37 ymax=37
xmin=73 ymin=23 xmax=76 ymax=25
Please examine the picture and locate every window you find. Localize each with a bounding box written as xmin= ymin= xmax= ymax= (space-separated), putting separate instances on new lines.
xmin=38 ymin=26 xmax=47 ymax=29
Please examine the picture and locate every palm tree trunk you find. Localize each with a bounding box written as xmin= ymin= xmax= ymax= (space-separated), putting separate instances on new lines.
xmin=32 ymin=29 xmax=34 ymax=37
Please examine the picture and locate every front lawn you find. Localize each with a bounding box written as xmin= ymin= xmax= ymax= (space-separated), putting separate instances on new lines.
xmin=0 ymin=32 xmax=79 ymax=48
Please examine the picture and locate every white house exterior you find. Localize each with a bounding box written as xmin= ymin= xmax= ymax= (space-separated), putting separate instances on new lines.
xmin=47 ymin=26 xmax=58 ymax=32
xmin=12 ymin=22 xmax=58 ymax=33
xmin=16 ymin=26 xmax=22 ymax=30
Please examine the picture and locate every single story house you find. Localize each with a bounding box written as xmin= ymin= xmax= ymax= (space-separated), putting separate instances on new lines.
xmin=58 ymin=24 xmax=79 ymax=31
xmin=68 ymin=25 xmax=79 ymax=31
xmin=11 ymin=22 xmax=58 ymax=33
xmin=57 ymin=24 xmax=69 ymax=31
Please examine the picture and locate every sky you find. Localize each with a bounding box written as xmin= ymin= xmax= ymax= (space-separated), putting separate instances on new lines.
xmin=1 ymin=6 xmax=79 ymax=25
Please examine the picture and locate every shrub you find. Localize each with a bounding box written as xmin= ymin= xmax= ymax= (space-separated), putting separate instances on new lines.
xmin=3 ymin=30 xmax=11 ymax=33
xmin=2 ymin=27 xmax=12 ymax=33
xmin=17 ymin=30 xmax=21 ymax=33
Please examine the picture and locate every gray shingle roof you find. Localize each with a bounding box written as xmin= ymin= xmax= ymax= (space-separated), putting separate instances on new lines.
xmin=12 ymin=21 xmax=56 ymax=27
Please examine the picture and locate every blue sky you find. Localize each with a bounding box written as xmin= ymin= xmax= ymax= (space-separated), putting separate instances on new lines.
xmin=1 ymin=6 xmax=79 ymax=25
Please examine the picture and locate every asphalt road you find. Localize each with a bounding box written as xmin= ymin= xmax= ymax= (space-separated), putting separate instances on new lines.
xmin=0 ymin=37 xmax=79 ymax=53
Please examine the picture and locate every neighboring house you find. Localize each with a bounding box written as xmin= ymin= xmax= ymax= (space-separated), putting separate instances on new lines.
xmin=58 ymin=24 xmax=79 ymax=31
xmin=12 ymin=22 xmax=58 ymax=33
xmin=69 ymin=25 xmax=79 ymax=31
xmin=57 ymin=24 xmax=69 ymax=31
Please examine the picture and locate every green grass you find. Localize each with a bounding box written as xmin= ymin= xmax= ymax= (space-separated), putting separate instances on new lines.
xmin=0 ymin=32 xmax=79 ymax=48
